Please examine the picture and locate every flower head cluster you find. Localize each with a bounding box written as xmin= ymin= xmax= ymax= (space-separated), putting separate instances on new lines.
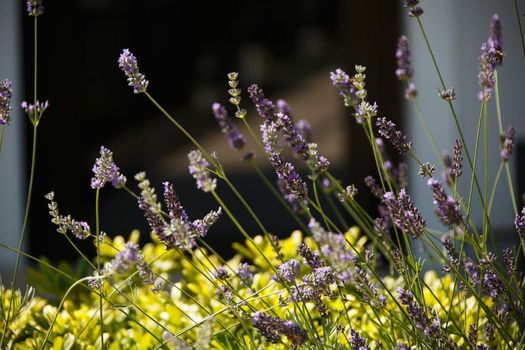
xmin=452 ymin=139 xmax=463 ymax=179
xmin=290 ymin=265 xmax=338 ymax=317
xmin=91 ymin=146 xmax=126 ymax=190
xmin=248 ymin=84 xmax=275 ymax=120
xmin=276 ymin=99 xmax=292 ymax=116
xmin=0 ymin=79 xmax=13 ymax=125
xmin=330 ymin=68 xmax=359 ymax=110
xmin=442 ymin=236 xmax=460 ymax=273
xmin=237 ymin=262 xmax=254 ymax=287
xmin=418 ymin=162 xmax=436 ymax=178
xmin=395 ymin=36 xmax=413 ymax=81
xmin=383 ymin=189 xmax=426 ymax=239
xmin=404 ymin=0 xmax=423 ymax=17
xmin=395 ymin=36 xmax=418 ymax=99
xmin=397 ymin=287 xmax=443 ymax=339
xmin=118 ymin=49 xmax=148 ymax=94
xmin=213 ymin=266 xmax=230 ymax=281
xmin=515 ymin=207 xmax=525 ymax=237
xmin=439 ymin=88 xmax=457 ymax=101
xmin=297 ymin=242 xmax=323 ymax=269
xmin=21 ymin=100 xmax=49 ymax=125
xmin=273 ymin=259 xmax=300 ymax=284
xmin=261 ymin=121 xmax=308 ymax=211
xmin=138 ymin=181 xmax=221 ymax=250
xmin=45 ymin=192 xmax=91 ymax=239
xmin=376 ymin=117 xmax=412 ymax=155
xmin=364 ymin=175 xmax=384 ymax=199
xmin=428 ymin=178 xmax=462 ymax=227
xmin=478 ymin=16 xmax=503 ymax=101
xmin=27 ymin=0 xmax=44 ymax=16
xmin=500 ymin=125 xmax=515 ymax=162
xmin=188 ymin=150 xmax=216 ymax=192
xmin=295 ymin=119 xmax=313 ymax=143
xmin=349 ymin=328 xmax=371 ymax=350
xmin=251 ymin=312 xmax=307 ymax=347
xmin=308 ymin=219 xmax=353 ymax=282
xmin=227 ymin=72 xmax=242 ymax=109
xmin=212 ymin=102 xmax=245 ymax=150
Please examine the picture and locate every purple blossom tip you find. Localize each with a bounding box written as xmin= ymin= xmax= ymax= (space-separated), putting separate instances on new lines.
xmin=90 ymin=146 xmax=126 ymax=190
xmin=383 ymin=189 xmax=425 ymax=239
xmin=500 ymin=126 xmax=515 ymax=162
xmin=428 ymin=178 xmax=462 ymax=227
xmin=273 ymin=259 xmax=300 ymax=284
xmin=118 ymin=49 xmax=148 ymax=94
xmin=212 ymin=102 xmax=246 ymax=150
xmin=439 ymin=87 xmax=457 ymax=101
xmin=0 ymin=79 xmax=13 ymax=125
xmin=395 ymin=35 xmax=413 ymax=81
xmin=27 ymin=0 xmax=44 ymax=16
xmin=188 ymin=150 xmax=216 ymax=192
xmin=376 ymin=117 xmax=412 ymax=155
xmin=252 ymin=312 xmax=307 ymax=346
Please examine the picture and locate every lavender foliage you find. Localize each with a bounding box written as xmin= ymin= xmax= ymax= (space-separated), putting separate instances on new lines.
xmin=0 ymin=79 xmax=13 ymax=125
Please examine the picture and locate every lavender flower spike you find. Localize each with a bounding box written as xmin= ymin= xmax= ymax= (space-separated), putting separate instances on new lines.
xmin=251 ymin=312 xmax=307 ymax=346
xmin=515 ymin=207 xmax=525 ymax=237
xmin=91 ymin=146 xmax=126 ymax=190
xmin=0 ymin=80 xmax=13 ymax=125
xmin=383 ymin=189 xmax=426 ymax=239
xmin=500 ymin=126 xmax=515 ymax=162
xmin=188 ymin=150 xmax=216 ymax=192
xmin=27 ymin=0 xmax=44 ymax=16
xmin=349 ymin=328 xmax=371 ymax=350
xmin=45 ymin=192 xmax=91 ymax=239
xmin=395 ymin=35 xmax=413 ymax=81
xmin=118 ymin=49 xmax=149 ymax=94
xmin=376 ymin=117 xmax=412 ymax=155
xmin=404 ymin=0 xmax=423 ymax=17
xmin=247 ymin=84 xmax=275 ymax=120
xmin=428 ymin=177 xmax=462 ymax=227
xmin=212 ymin=102 xmax=245 ymax=150
xmin=273 ymin=259 xmax=300 ymax=284
xmin=490 ymin=14 xmax=503 ymax=65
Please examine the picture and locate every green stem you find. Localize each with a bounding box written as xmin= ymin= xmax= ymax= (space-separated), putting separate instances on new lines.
xmin=40 ymin=275 xmax=106 ymax=349
xmin=1 ymin=126 xmax=38 ymax=348
xmin=95 ymin=189 xmax=104 ymax=349
xmin=0 ymin=125 xmax=5 ymax=157
xmin=515 ymin=0 xmax=525 ymax=59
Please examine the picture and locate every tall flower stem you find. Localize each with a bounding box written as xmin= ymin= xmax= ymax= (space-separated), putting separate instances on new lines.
xmin=0 ymin=125 xmax=5 ymax=157
xmin=95 ymin=188 xmax=104 ymax=349
xmin=514 ymin=0 xmax=525 ymax=59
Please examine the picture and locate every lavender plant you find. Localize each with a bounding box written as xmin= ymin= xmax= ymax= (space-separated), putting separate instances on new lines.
xmin=1 ymin=1 xmax=525 ymax=349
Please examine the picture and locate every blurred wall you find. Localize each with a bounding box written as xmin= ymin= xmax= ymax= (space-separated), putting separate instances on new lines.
xmin=0 ymin=0 xmax=24 ymax=285
xmin=406 ymin=1 xmax=525 ymax=248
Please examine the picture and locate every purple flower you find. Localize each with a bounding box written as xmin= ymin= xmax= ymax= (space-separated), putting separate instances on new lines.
xmin=442 ymin=237 xmax=460 ymax=273
xmin=490 ymin=14 xmax=503 ymax=65
xmin=364 ymin=175 xmax=384 ymax=199
xmin=515 ymin=207 xmax=525 ymax=235
xmin=395 ymin=35 xmax=414 ymax=81
xmin=330 ymin=68 xmax=359 ymax=109
xmin=295 ymin=119 xmax=313 ymax=143
xmin=237 ymin=262 xmax=254 ymax=287
xmin=212 ymin=102 xmax=246 ymax=150
xmin=383 ymin=189 xmax=426 ymax=239
xmin=349 ymin=328 xmax=370 ymax=350
xmin=376 ymin=117 xmax=412 ymax=155
xmin=439 ymin=87 xmax=457 ymax=101
xmin=276 ymin=99 xmax=292 ymax=116
xmin=91 ymin=146 xmax=126 ymax=190
xmin=21 ymin=100 xmax=49 ymax=122
xmin=297 ymin=242 xmax=323 ymax=269
xmin=418 ymin=163 xmax=436 ymax=178
xmin=500 ymin=126 xmax=515 ymax=162
xmin=452 ymin=139 xmax=463 ymax=179
xmin=247 ymin=84 xmax=275 ymax=120
xmin=251 ymin=312 xmax=307 ymax=346
xmin=188 ymin=150 xmax=216 ymax=192
xmin=261 ymin=121 xmax=308 ymax=211
xmin=404 ymin=82 xmax=417 ymax=99
xmin=213 ymin=266 xmax=230 ymax=280
xmin=138 ymin=181 xmax=221 ymax=250
xmin=503 ymin=248 xmax=516 ymax=275
xmin=398 ymin=287 xmax=441 ymax=338
xmin=404 ymin=1 xmax=423 ymax=17
xmin=45 ymin=192 xmax=91 ymax=240
xmin=478 ymin=41 xmax=496 ymax=101
xmin=118 ymin=49 xmax=148 ymax=94
xmin=112 ymin=242 xmax=140 ymax=273
xmin=26 ymin=0 xmax=44 ymax=16
xmin=0 ymin=79 xmax=13 ymax=125
xmin=273 ymin=259 xmax=300 ymax=284
xmin=428 ymin=178 xmax=462 ymax=227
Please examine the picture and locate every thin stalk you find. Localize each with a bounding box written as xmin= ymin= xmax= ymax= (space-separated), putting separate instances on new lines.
xmin=1 ymin=126 xmax=38 ymax=348
xmin=412 ymin=97 xmax=443 ymax=165
xmin=95 ymin=189 xmax=104 ymax=349
xmin=40 ymin=275 xmax=106 ymax=349
xmin=515 ymin=0 xmax=525 ymax=59
xmin=482 ymin=106 xmax=489 ymax=246
xmin=0 ymin=126 xmax=5 ymax=157
xmin=250 ymin=160 xmax=308 ymax=233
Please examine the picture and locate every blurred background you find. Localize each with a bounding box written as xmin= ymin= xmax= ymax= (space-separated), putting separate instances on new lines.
xmin=0 ymin=0 xmax=524 ymax=284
